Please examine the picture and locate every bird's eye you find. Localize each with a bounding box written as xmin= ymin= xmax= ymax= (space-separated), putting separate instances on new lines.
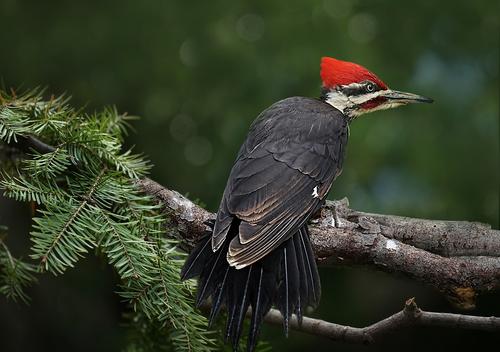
xmin=366 ymin=83 xmax=375 ymax=92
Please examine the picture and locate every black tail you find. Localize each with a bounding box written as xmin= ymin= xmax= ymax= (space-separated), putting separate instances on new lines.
xmin=180 ymin=224 xmax=320 ymax=352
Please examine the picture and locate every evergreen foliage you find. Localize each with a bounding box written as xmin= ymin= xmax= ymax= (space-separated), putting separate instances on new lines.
xmin=0 ymin=90 xmax=223 ymax=351
xmin=0 ymin=226 xmax=37 ymax=304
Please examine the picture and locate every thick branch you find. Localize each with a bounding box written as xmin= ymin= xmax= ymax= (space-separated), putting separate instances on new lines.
xmin=135 ymin=178 xmax=500 ymax=309
xmin=136 ymin=176 xmax=214 ymax=251
xmin=347 ymin=209 xmax=500 ymax=257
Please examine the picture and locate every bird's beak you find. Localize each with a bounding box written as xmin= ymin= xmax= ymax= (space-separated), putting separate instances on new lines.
xmin=380 ymin=89 xmax=433 ymax=104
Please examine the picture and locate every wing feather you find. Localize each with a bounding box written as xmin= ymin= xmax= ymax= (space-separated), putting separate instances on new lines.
xmin=211 ymin=97 xmax=348 ymax=265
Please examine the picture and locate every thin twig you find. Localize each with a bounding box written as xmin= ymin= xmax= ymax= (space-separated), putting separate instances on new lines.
xmin=263 ymin=298 xmax=500 ymax=344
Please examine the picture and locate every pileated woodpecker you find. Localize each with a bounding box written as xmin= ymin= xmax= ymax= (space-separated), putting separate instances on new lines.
xmin=181 ymin=56 xmax=432 ymax=351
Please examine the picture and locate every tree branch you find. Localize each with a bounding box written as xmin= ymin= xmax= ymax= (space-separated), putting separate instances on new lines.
xmin=135 ymin=177 xmax=500 ymax=310
xmin=261 ymin=298 xmax=500 ymax=344
xmin=4 ymin=134 xmax=500 ymax=343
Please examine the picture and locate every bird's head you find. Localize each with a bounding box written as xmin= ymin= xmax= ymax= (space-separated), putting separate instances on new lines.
xmin=320 ymin=56 xmax=432 ymax=119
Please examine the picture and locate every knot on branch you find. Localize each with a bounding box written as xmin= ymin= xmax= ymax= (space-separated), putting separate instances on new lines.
xmin=403 ymin=297 xmax=422 ymax=320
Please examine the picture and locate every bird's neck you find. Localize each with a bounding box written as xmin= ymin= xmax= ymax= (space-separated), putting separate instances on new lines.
xmin=320 ymin=89 xmax=357 ymax=123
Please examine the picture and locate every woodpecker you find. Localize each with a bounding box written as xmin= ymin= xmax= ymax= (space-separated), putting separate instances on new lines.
xmin=181 ymin=56 xmax=432 ymax=351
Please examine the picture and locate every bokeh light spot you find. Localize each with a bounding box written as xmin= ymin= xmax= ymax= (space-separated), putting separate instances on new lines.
xmin=236 ymin=14 xmax=265 ymax=42
xmin=348 ymin=13 xmax=377 ymax=43
xmin=323 ymin=0 xmax=356 ymax=19
xmin=184 ymin=136 xmax=213 ymax=166
xmin=179 ymin=39 xmax=198 ymax=67
xmin=170 ymin=113 xmax=196 ymax=142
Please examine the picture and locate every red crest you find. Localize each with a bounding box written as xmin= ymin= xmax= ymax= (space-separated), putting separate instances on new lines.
xmin=320 ymin=57 xmax=388 ymax=89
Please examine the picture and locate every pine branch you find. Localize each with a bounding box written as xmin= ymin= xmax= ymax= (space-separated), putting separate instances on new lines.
xmin=96 ymin=209 xmax=147 ymax=280
xmin=0 ymin=232 xmax=37 ymax=303
xmin=0 ymin=172 xmax=67 ymax=203
xmin=0 ymin=92 xmax=216 ymax=352
xmin=30 ymin=169 xmax=106 ymax=274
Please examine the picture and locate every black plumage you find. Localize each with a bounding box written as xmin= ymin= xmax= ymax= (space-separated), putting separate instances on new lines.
xmin=181 ymin=96 xmax=349 ymax=351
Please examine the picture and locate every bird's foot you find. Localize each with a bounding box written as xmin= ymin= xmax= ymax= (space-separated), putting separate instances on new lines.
xmin=331 ymin=205 xmax=342 ymax=228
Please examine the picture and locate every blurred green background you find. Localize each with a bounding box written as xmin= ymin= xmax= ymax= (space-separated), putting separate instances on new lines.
xmin=0 ymin=0 xmax=498 ymax=351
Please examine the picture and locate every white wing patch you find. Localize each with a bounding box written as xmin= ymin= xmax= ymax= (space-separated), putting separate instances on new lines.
xmin=312 ymin=186 xmax=320 ymax=198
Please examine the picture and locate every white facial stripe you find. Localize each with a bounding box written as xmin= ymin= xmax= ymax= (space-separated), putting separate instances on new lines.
xmin=325 ymin=87 xmax=396 ymax=118
xmin=349 ymin=90 xmax=385 ymax=105
xmin=324 ymin=91 xmax=351 ymax=112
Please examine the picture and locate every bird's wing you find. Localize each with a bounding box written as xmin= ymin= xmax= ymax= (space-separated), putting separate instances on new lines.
xmin=210 ymin=97 xmax=348 ymax=268
xmin=224 ymin=139 xmax=342 ymax=269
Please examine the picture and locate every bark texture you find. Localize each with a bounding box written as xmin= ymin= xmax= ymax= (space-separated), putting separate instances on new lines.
xmin=136 ymin=178 xmax=500 ymax=309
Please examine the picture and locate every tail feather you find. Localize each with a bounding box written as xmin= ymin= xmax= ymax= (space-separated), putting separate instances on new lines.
xmin=180 ymin=234 xmax=212 ymax=280
xmin=248 ymin=251 xmax=280 ymax=351
xmin=278 ymin=237 xmax=300 ymax=335
xmin=195 ymin=246 xmax=225 ymax=307
xmin=282 ymin=247 xmax=290 ymax=333
xmin=289 ymin=235 xmax=303 ymax=324
xmin=180 ymin=224 xmax=320 ymax=351
xmin=248 ymin=267 xmax=263 ymax=352
xmin=225 ymin=286 xmax=238 ymax=343
xmin=208 ymin=266 xmax=229 ymax=327
xmin=299 ymin=227 xmax=321 ymax=306
xmin=231 ymin=267 xmax=253 ymax=349
xmin=224 ymin=266 xmax=241 ymax=343
xmin=293 ymin=230 xmax=309 ymax=321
